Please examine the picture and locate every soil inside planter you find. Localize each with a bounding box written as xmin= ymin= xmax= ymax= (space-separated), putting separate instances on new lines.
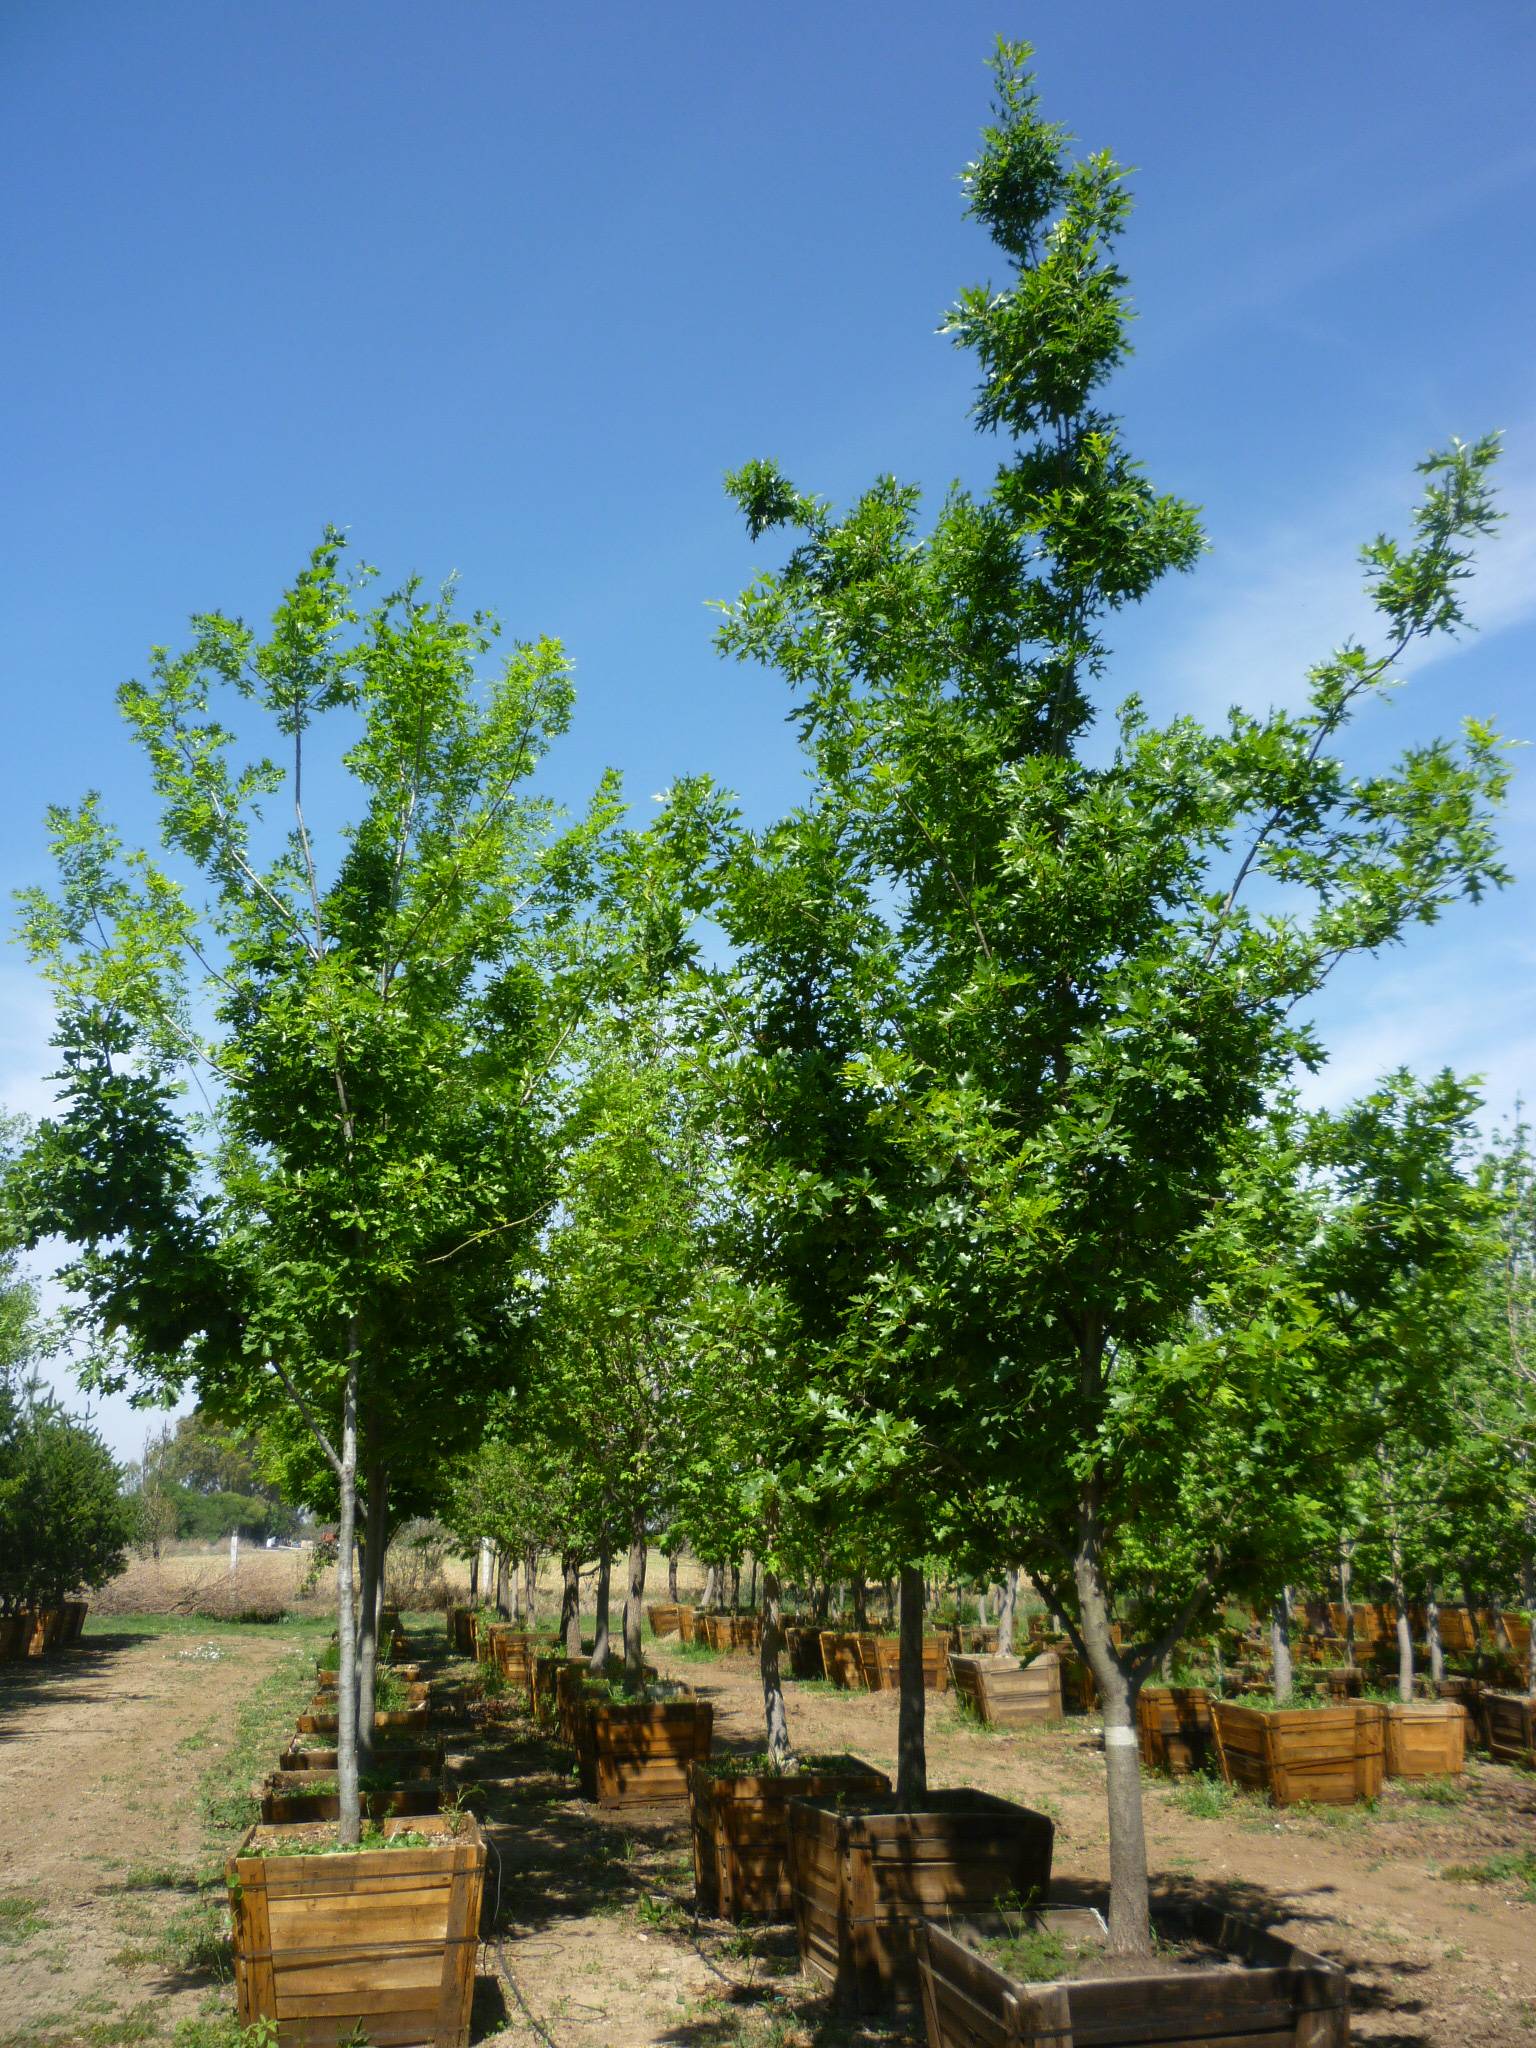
xmin=244 ymin=1811 xmax=477 ymax=1856
xmin=969 ymin=1907 xmax=1231 ymax=1984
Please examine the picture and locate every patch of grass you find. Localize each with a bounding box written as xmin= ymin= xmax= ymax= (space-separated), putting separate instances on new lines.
xmin=83 ymin=1612 xmax=330 ymax=1642
xmin=0 ymin=1891 xmax=48 ymax=1946
xmin=1440 ymin=1849 xmax=1536 ymax=1903
xmin=197 ymin=1652 xmax=317 ymax=1837
xmin=1170 ymin=1773 xmax=1238 ymax=1820
xmin=121 ymin=1863 xmax=199 ymax=1892
xmin=1399 ymin=1774 xmax=1467 ymax=1806
xmin=171 ymin=2018 xmax=279 ymax=2048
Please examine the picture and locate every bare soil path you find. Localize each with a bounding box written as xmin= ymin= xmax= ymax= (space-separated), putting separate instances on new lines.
xmin=0 ymin=1620 xmax=318 ymax=2048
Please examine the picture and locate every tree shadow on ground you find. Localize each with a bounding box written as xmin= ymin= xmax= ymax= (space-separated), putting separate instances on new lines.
xmin=0 ymin=1636 xmax=156 ymax=1739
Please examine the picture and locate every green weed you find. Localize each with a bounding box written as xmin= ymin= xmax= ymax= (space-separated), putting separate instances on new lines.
xmin=0 ymin=1892 xmax=47 ymax=1946
xmin=1171 ymin=1774 xmax=1237 ymax=1820
xmin=1440 ymin=1850 xmax=1536 ymax=1903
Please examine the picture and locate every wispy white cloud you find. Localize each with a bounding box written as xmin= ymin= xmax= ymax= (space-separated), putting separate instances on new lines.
xmin=1152 ymin=429 xmax=1536 ymax=722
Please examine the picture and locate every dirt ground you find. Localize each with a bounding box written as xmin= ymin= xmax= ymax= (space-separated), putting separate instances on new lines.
xmin=4 ymin=1618 xmax=1534 ymax=2047
xmin=0 ymin=1617 xmax=321 ymax=2047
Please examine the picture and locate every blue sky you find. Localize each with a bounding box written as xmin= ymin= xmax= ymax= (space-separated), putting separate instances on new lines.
xmin=3 ymin=2 xmax=1533 ymax=1451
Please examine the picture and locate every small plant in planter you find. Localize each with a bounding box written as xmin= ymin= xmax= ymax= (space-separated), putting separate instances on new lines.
xmin=917 ymin=1898 xmax=1349 ymax=2047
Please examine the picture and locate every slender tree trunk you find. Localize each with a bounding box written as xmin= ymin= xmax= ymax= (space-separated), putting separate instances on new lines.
xmin=523 ymin=1545 xmax=538 ymax=1629
xmin=468 ymin=1546 xmax=479 ymax=1602
xmin=623 ymin=1523 xmax=647 ymax=1689
xmin=747 ymin=1554 xmax=758 ymax=1610
xmin=1380 ymin=1454 xmax=1413 ymax=1702
xmin=760 ymin=1567 xmax=792 ymax=1766
xmin=997 ymin=1568 xmax=1020 ymax=1658
xmin=356 ymin=1462 xmax=386 ymax=1771
xmin=701 ymin=1563 xmax=718 ymax=1612
xmin=334 ymin=1350 xmax=361 ymax=1847
xmin=1339 ymin=1539 xmax=1355 ymax=1669
xmin=560 ymin=1550 xmax=582 ymax=1658
xmin=1270 ymin=1590 xmax=1293 ymax=1705
xmin=495 ymin=1547 xmax=510 ymax=1618
xmin=1074 ymin=1492 xmax=1151 ymax=1957
xmin=883 ymin=1578 xmax=896 ymax=1625
xmin=976 ymin=1583 xmax=990 ymax=1628
xmin=589 ymin=1544 xmax=612 ymax=1672
xmin=1426 ymin=1593 xmax=1444 ymax=1687
xmin=1523 ymin=1542 xmax=1536 ymax=1694
xmin=668 ymin=1550 xmax=679 ymax=1603
xmin=851 ymin=1575 xmax=868 ymax=1631
xmin=896 ymin=1565 xmax=927 ymax=1810
xmin=729 ymin=1560 xmax=741 ymax=1611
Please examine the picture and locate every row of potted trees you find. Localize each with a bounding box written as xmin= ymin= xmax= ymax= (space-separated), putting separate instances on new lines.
xmin=0 ymin=1598 xmax=88 ymax=1660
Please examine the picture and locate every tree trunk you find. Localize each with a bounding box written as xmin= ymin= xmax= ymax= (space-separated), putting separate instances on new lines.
xmin=976 ymin=1583 xmax=990 ymax=1627
xmin=1523 ymin=1541 xmax=1536 ymax=1694
xmin=760 ymin=1567 xmax=792 ymax=1766
xmin=623 ymin=1524 xmax=647 ymax=1689
xmin=813 ymin=1578 xmax=829 ymax=1623
xmin=356 ymin=1461 xmax=386 ymax=1771
xmin=589 ymin=1545 xmax=612 ymax=1673
xmin=883 ymin=1578 xmax=896 ymax=1625
xmin=701 ymin=1563 xmax=718 ymax=1613
xmin=334 ymin=1349 xmax=361 ymax=1848
xmin=468 ymin=1546 xmax=479 ymax=1602
xmin=1426 ymin=1593 xmax=1444 ymax=1686
xmin=851 ymin=1575 xmax=868 ymax=1630
xmin=1381 ymin=1457 xmax=1413 ymax=1703
xmin=997 ymin=1568 xmax=1020 ymax=1658
xmin=746 ymin=1554 xmax=757 ymax=1611
xmin=668 ymin=1550 xmax=679 ymax=1603
xmin=896 ymin=1565 xmax=927 ymax=1809
xmin=560 ymin=1550 xmax=582 ymax=1658
xmin=523 ymin=1545 xmax=538 ymax=1629
xmin=494 ymin=1547 xmax=509 ymax=1618
xmin=1074 ymin=1495 xmax=1151 ymax=1957
xmin=1269 ymin=1590 xmax=1293 ymax=1704
xmin=512 ymin=1556 xmax=525 ymax=1626
xmin=729 ymin=1560 xmax=741 ymax=1611
xmin=1339 ymin=1539 xmax=1355 ymax=1669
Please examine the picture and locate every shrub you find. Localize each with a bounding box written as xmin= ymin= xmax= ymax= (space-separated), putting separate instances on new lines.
xmin=0 ymin=1375 xmax=134 ymax=1609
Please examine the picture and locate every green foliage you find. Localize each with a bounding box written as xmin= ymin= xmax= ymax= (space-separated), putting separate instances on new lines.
xmin=0 ymin=1375 xmax=134 ymax=1609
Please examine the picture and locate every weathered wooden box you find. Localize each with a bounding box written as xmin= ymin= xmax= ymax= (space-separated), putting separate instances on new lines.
xmin=689 ymin=1756 xmax=890 ymax=1919
xmin=577 ymin=1694 xmax=713 ymax=1807
xmin=786 ymin=1789 xmax=1054 ymax=2011
xmin=1135 ymin=1683 xmax=1212 ymax=1773
xmin=1483 ymin=1690 xmax=1536 ymax=1768
xmin=952 ymin=1653 xmax=1062 ymax=1730
xmin=228 ymin=1813 xmax=485 ymax=2048
xmin=819 ymin=1631 xmax=865 ymax=1690
xmin=1383 ymin=1700 xmax=1465 ymax=1779
xmin=916 ymin=1901 xmax=1349 ymax=2046
xmin=1212 ymin=1701 xmax=1384 ymax=1805
xmin=257 ymin=1771 xmax=444 ymax=1825
xmin=647 ymin=1602 xmax=683 ymax=1637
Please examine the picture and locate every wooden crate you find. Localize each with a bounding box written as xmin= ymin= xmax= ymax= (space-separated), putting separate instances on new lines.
xmin=294 ymin=1704 xmax=431 ymax=1736
xmin=532 ymin=1652 xmax=571 ymax=1724
xmin=444 ymin=1605 xmax=474 ymax=1655
xmin=228 ymin=1813 xmax=485 ymax=2048
xmin=854 ymin=1634 xmax=951 ymax=1693
xmin=1135 ymin=1684 xmax=1211 ymax=1773
xmin=786 ymin=1789 xmax=1054 ymax=2012
xmin=677 ymin=1605 xmax=698 ymax=1644
xmin=689 ymin=1757 xmax=890 ymax=1919
xmin=1483 ymin=1691 xmax=1536 ymax=1768
xmin=785 ymin=1626 xmax=825 ymax=1680
xmin=281 ymin=1742 xmax=442 ymax=1779
xmin=948 ymin=1624 xmax=1002 ymax=1656
xmin=951 ymin=1653 xmax=1062 ymax=1731
xmin=1437 ymin=1675 xmax=1487 ymax=1749
xmin=1058 ymin=1653 xmax=1098 ymax=1714
xmin=258 ymin=1772 xmax=444 ymax=1825
xmin=647 ymin=1602 xmax=682 ymax=1638
xmin=489 ymin=1628 xmax=536 ymax=1692
xmin=702 ymin=1613 xmax=762 ymax=1653
xmin=578 ymin=1696 xmax=712 ymax=1807
xmin=1317 ymin=1666 xmax=1364 ymax=1702
xmin=917 ymin=1900 xmax=1348 ymax=2047
xmin=0 ymin=1612 xmax=29 ymax=1661
xmin=820 ymin=1631 xmax=865 ymax=1690
xmin=1383 ymin=1701 xmax=1465 ymax=1779
xmin=1211 ymin=1701 xmax=1385 ymax=1805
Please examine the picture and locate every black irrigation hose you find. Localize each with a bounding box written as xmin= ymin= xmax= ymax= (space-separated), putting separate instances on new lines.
xmin=484 ymin=1831 xmax=562 ymax=2048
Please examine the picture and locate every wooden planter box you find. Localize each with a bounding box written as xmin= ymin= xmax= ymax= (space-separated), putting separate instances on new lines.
xmin=853 ymin=1634 xmax=951 ymax=1693
xmin=258 ymin=1772 xmax=444 ymax=1824
xmin=487 ymin=1628 xmax=536 ymax=1691
xmin=689 ymin=1756 xmax=891 ymax=1919
xmin=819 ymin=1631 xmax=864 ymax=1690
xmin=702 ymin=1613 xmax=761 ymax=1653
xmin=1136 ymin=1684 xmax=1212 ymax=1773
xmin=1437 ymin=1675 xmax=1487 ymax=1749
xmin=1317 ymin=1666 xmax=1363 ymax=1702
xmin=1212 ymin=1701 xmax=1385 ymax=1806
xmin=785 ymin=1626 xmax=825 ymax=1680
xmin=0 ymin=1612 xmax=28 ymax=1661
xmin=1059 ymin=1653 xmax=1098 ymax=1713
xmin=1483 ymin=1691 xmax=1536 ymax=1768
xmin=228 ymin=1813 xmax=485 ymax=2048
xmin=577 ymin=1695 xmax=713 ymax=1807
xmin=952 ymin=1653 xmax=1063 ymax=1730
xmin=281 ymin=1742 xmax=442 ymax=1779
xmin=1384 ymin=1701 xmax=1465 ymax=1779
xmin=316 ymin=1664 xmax=424 ymax=1690
xmin=647 ymin=1602 xmax=683 ymax=1638
xmin=295 ymin=1704 xmax=431 ymax=1736
xmin=445 ymin=1605 xmax=474 ymax=1655
xmin=786 ymin=1789 xmax=1054 ymax=2012
xmin=947 ymin=1624 xmax=1001 ymax=1656
xmin=677 ymin=1605 xmax=699 ymax=1644
xmin=916 ymin=1901 xmax=1349 ymax=2047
